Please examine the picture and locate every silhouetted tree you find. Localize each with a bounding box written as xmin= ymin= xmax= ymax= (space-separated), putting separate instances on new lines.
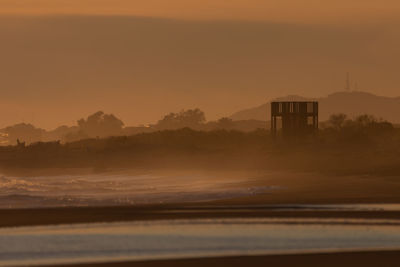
xmin=1 ymin=123 xmax=45 ymax=145
xmin=328 ymin=114 xmax=347 ymax=130
xmin=156 ymin=109 xmax=206 ymax=130
xmin=43 ymin=125 xmax=78 ymax=143
xmin=323 ymin=114 xmax=394 ymax=144
xmin=77 ymin=111 xmax=124 ymax=138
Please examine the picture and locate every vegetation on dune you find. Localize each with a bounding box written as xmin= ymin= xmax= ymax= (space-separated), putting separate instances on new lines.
xmin=0 ymin=113 xmax=399 ymax=176
xmin=0 ymin=109 xmax=267 ymax=146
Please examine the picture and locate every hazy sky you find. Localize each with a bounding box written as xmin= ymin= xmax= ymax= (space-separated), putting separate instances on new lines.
xmin=1 ymin=1 xmax=400 ymax=129
xmin=1 ymin=0 xmax=400 ymax=22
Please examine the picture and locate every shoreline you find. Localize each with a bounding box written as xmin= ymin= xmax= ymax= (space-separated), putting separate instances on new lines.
xmin=1 ymin=203 xmax=400 ymax=228
xmin=52 ymin=251 xmax=400 ymax=267
xmin=1 ymin=168 xmax=400 ymax=228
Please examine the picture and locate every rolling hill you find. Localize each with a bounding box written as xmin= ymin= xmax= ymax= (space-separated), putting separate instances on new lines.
xmin=230 ymin=91 xmax=400 ymax=123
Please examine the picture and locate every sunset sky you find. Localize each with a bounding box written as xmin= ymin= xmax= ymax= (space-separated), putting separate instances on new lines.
xmin=1 ymin=0 xmax=400 ymax=22
xmin=1 ymin=1 xmax=400 ymax=129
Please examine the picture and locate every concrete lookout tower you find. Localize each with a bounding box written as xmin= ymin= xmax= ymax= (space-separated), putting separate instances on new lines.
xmin=271 ymin=101 xmax=318 ymax=137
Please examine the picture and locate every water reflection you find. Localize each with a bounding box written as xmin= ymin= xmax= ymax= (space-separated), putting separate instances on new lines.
xmin=1 ymin=218 xmax=400 ymax=266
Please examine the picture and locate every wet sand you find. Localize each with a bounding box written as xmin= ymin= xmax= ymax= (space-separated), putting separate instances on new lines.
xmin=55 ymin=251 xmax=400 ymax=267
xmin=2 ymin=204 xmax=400 ymax=228
xmin=3 ymin=208 xmax=400 ymax=267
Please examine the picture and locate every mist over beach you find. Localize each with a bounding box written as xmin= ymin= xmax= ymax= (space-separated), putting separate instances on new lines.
xmin=1 ymin=1 xmax=400 ymax=267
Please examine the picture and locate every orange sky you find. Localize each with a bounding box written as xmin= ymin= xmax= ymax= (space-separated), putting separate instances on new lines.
xmin=1 ymin=0 xmax=400 ymax=22
xmin=1 ymin=1 xmax=400 ymax=129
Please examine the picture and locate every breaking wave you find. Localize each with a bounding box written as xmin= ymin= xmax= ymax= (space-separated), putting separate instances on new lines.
xmin=0 ymin=172 xmax=277 ymax=208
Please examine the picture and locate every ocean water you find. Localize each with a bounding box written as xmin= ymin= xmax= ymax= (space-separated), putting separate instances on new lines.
xmin=2 ymin=172 xmax=400 ymax=211
xmin=0 ymin=172 xmax=274 ymax=208
xmin=1 ymin=218 xmax=400 ymax=266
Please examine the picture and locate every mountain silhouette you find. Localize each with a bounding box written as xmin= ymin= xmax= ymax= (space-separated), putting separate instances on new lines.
xmin=230 ymin=91 xmax=400 ymax=123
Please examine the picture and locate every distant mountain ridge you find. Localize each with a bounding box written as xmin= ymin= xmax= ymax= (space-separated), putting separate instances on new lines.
xmin=230 ymin=91 xmax=400 ymax=123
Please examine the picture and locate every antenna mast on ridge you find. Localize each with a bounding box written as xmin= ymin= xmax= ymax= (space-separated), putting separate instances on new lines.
xmin=345 ymin=72 xmax=351 ymax=92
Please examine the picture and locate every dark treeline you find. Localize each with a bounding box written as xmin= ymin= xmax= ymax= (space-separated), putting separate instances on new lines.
xmin=0 ymin=114 xmax=399 ymax=176
xmin=0 ymin=109 xmax=266 ymax=146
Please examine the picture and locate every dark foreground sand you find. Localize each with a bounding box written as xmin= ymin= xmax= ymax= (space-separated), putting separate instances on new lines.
xmin=54 ymin=251 xmax=400 ymax=267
